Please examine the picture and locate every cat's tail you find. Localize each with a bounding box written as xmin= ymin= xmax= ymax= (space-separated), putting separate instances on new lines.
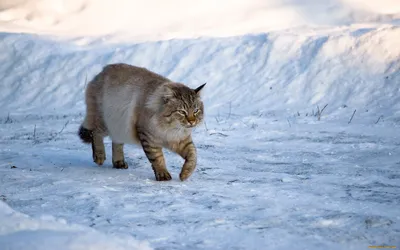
xmin=78 ymin=125 xmax=93 ymax=144
xmin=78 ymin=77 xmax=98 ymax=144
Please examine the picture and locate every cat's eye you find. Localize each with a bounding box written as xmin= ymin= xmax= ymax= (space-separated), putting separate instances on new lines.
xmin=193 ymin=108 xmax=200 ymax=114
xmin=177 ymin=110 xmax=186 ymax=116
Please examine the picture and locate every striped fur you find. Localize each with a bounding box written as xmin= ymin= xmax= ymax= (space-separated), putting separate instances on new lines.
xmin=78 ymin=63 xmax=205 ymax=181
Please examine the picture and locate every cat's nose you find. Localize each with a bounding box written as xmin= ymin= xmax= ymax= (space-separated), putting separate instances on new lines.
xmin=187 ymin=119 xmax=196 ymax=126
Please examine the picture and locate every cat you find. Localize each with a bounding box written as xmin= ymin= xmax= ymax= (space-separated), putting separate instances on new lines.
xmin=78 ymin=63 xmax=206 ymax=181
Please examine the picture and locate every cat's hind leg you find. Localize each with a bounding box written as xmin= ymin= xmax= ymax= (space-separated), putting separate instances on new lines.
xmin=112 ymin=142 xmax=128 ymax=169
xmin=92 ymin=132 xmax=106 ymax=166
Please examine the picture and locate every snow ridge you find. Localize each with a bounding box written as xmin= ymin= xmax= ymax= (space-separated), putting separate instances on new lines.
xmin=1 ymin=26 xmax=399 ymax=123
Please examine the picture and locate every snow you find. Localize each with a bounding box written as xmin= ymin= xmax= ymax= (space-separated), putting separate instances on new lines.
xmin=0 ymin=0 xmax=399 ymax=42
xmin=1 ymin=0 xmax=400 ymax=249
xmin=1 ymin=26 xmax=399 ymax=122
xmin=0 ymin=200 xmax=152 ymax=250
xmin=1 ymin=116 xmax=399 ymax=249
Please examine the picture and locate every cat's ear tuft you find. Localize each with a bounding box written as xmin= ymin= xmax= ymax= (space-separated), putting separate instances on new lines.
xmin=194 ymin=83 xmax=206 ymax=94
xmin=162 ymin=96 xmax=170 ymax=104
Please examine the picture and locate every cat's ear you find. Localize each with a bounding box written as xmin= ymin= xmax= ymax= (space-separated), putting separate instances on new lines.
xmin=194 ymin=83 xmax=206 ymax=95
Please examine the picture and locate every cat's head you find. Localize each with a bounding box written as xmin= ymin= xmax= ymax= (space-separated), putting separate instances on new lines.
xmin=150 ymin=82 xmax=206 ymax=128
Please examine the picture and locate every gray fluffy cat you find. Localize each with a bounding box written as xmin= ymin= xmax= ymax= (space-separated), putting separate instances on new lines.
xmin=78 ymin=63 xmax=206 ymax=181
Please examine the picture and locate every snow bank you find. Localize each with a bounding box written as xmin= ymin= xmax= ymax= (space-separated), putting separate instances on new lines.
xmin=0 ymin=25 xmax=399 ymax=123
xmin=0 ymin=201 xmax=152 ymax=250
xmin=0 ymin=0 xmax=398 ymax=41
xmin=0 ymin=0 xmax=399 ymax=122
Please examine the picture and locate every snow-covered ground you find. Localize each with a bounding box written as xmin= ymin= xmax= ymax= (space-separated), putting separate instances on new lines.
xmin=1 ymin=114 xmax=400 ymax=249
xmin=0 ymin=0 xmax=400 ymax=249
xmin=0 ymin=200 xmax=151 ymax=250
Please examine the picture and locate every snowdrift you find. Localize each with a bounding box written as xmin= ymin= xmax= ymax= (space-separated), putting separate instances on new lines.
xmin=0 ymin=25 xmax=399 ymax=123
xmin=0 ymin=201 xmax=151 ymax=250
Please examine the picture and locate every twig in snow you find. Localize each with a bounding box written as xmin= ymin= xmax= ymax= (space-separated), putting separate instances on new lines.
xmin=58 ymin=120 xmax=70 ymax=134
xmin=287 ymin=118 xmax=292 ymax=127
xmin=33 ymin=124 xmax=36 ymax=140
xmin=209 ymin=132 xmax=228 ymax=137
xmin=227 ymin=102 xmax=232 ymax=120
xmin=375 ymin=115 xmax=383 ymax=124
xmin=4 ymin=112 xmax=12 ymax=124
xmin=317 ymin=104 xmax=328 ymax=121
xmin=297 ymin=111 xmax=300 ymax=116
xmin=203 ymin=120 xmax=209 ymax=131
xmin=51 ymin=120 xmax=70 ymax=140
xmin=348 ymin=109 xmax=356 ymax=124
xmin=320 ymin=104 xmax=328 ymax=114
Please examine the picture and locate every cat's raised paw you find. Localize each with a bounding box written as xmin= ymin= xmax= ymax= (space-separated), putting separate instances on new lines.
xmin=113 ymin=160 xmax=128 ymax=169
xmin=155 ymin=170 xmax=172 ymax=181
xmin=179 ymin=170 xmax=193 ymax=181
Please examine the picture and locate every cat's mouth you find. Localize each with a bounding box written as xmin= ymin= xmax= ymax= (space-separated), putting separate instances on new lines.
xmin=184 ymin=122 xmax=197 ymax=128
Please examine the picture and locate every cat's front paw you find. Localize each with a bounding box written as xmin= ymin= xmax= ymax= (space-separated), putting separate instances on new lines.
xmin=179 ymin=169 xmax=193 ymax=181
xmin=154 ymin=170 xmax=172 ymax=181
xmin=179 ymin=162 xmax=196 ymax=181
xmin=113 ymin=160 xmax=128 ymax=169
